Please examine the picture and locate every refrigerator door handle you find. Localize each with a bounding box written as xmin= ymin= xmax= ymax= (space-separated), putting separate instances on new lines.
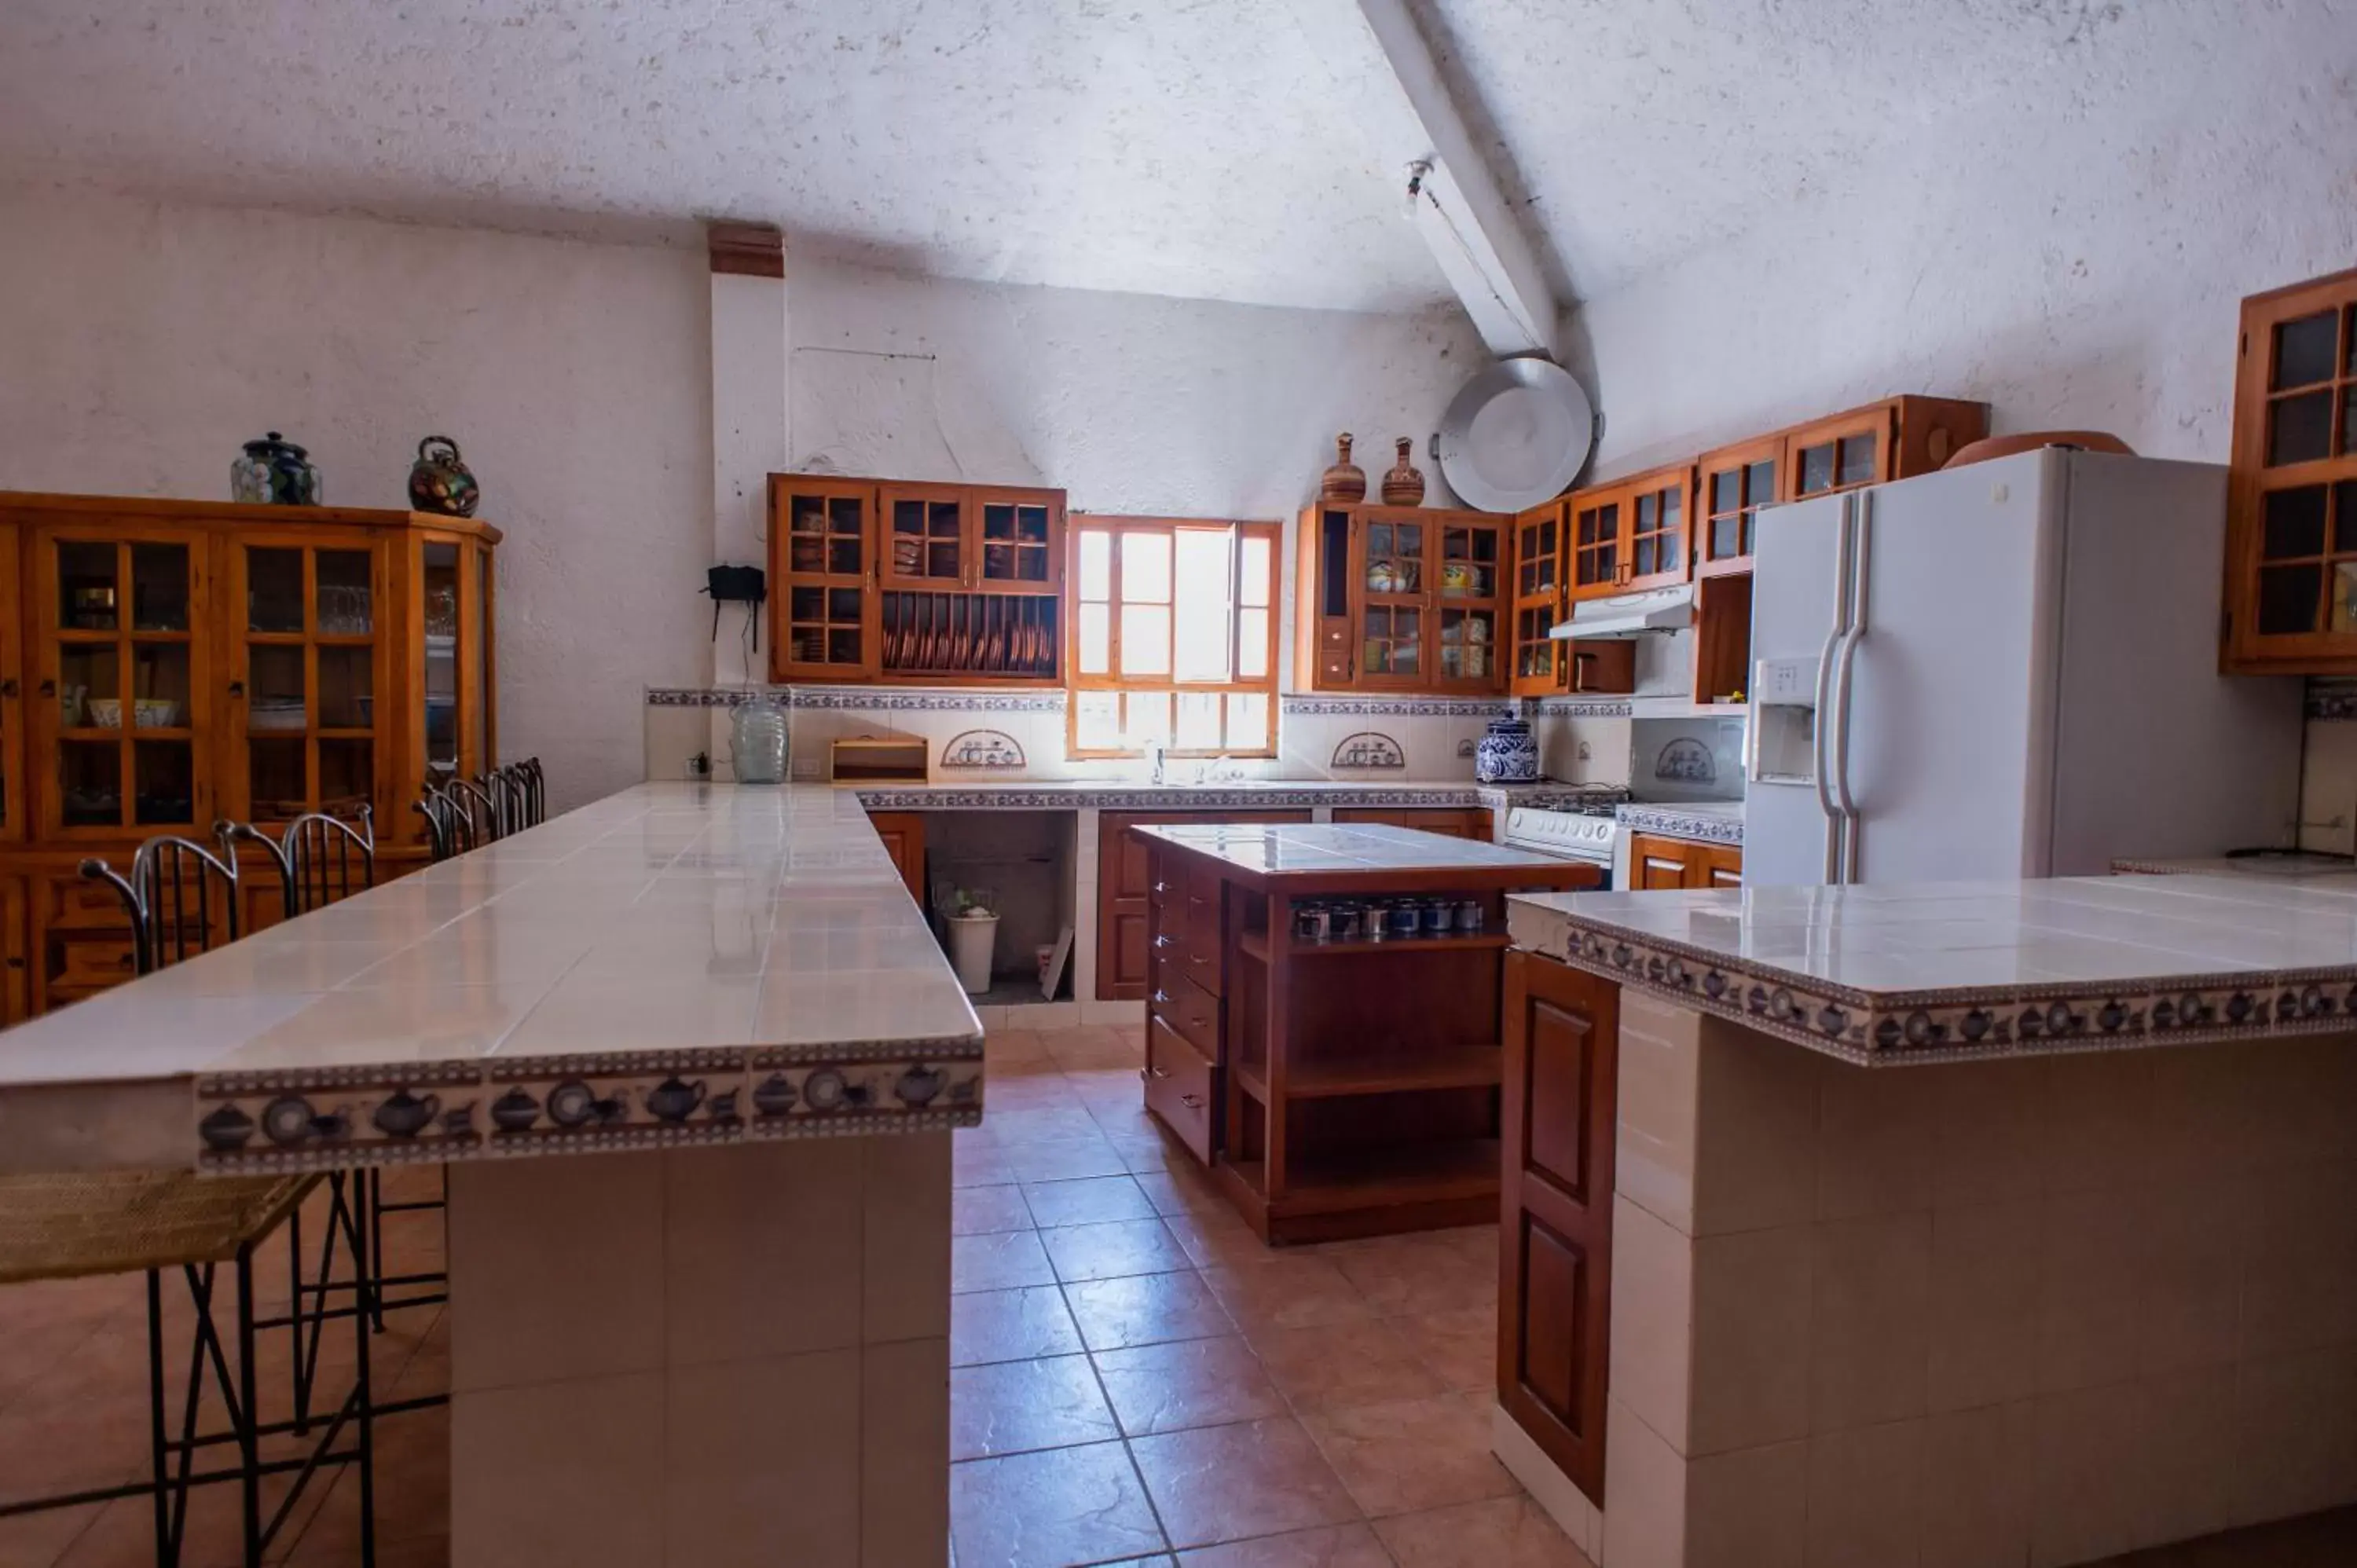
xmin=1828 ymin=490 xmax=1873 ymax=882
xmin=1813 ymin=494 xmax=1857 ymax=884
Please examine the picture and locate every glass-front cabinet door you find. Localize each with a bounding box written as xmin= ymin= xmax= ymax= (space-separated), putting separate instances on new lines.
xmin=973 ymin=489 xmax=1061 ymax=590
xmin=1355 ymin=511 xmax=1427 ymax=684
xmin=34 ymin=526 xmax=210 ymax=837
xmin=1784 ymin=408 xmax=1891 ymax=500
xmin=0 ymin=522 xmax=20 ymax=844
xmin=879 ymin=483 xmax=968 ymax=591
xmin=1622 ymin=466 xmax=1694 ymax=592
xmin=1568 ymin=488 xmax=1624 ymax=601
xmin=228 ymin=533 xmax=387 ymax=824
xmin=774 ymin=478 xmax=879 ymax=680
xmin=1697 ymin=437 xmax=1779 ymax=577
xmin=1434 ymin=514 xmax=1504 ymax=690
xmin=1510 ymin=503 xmax=1565 ymax=696
xmin=415 ymin=533 xmax=493 ymax=790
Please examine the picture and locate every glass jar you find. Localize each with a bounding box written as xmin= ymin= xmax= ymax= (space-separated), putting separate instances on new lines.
xmin=729 ymin=694 xmax=789 ymax=786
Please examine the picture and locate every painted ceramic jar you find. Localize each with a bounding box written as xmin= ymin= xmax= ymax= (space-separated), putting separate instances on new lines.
xmin=409 ymin=434 xmax=480 ymax=517
xmin=232 ymin=432 xmax=322 ymax=506
xmin=1475 ymin=716 xmax=1539 ymax=784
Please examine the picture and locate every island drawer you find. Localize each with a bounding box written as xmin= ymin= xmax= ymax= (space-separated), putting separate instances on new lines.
xmin=1151 ymin=970 xmax=1222 ymax=1061
xmin=1182 ymin=864 xmax=1224 ymax=995
xmin=1144 ymin=1016 xmax=1215 ymax=1163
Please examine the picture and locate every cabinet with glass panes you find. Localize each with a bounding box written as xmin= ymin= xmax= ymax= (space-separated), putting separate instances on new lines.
xmin=0 ymin=493 xmax=500 ymax=1018
xmin=767 ymin=474 xmax=1065 ymax=686
xmin=1292 ymin=504 xmax=1508 ymax=693
xmin=2222 ymin=266 xmax=2357 ymax=672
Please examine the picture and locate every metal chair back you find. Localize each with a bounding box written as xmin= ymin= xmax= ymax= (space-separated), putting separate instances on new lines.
xmin=222 ymin=808 xmax=376 ymax=919
xmin=79 ymin=836 xmax=243 ymax=976
xmin=414 ymin=787 xmax=468 ymax=863
xmin=446 ymin=777 xmax=501 ymax=845
xmin=519 ymin=757 xmax=547 ymax=827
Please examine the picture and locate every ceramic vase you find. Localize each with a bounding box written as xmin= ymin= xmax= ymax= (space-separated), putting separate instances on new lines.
xmin=409 ymin=434 xmax=481 ymax=518
xmin=1475 ymin=716 xmax=1539 ymax=784
xmin=231 ymin=432 xmax=322 ymax=506
xmin=1320 ymin=433 xmax=1367 ymax=503
xmin=1381 ymin=437 xmax=1426 ymax=506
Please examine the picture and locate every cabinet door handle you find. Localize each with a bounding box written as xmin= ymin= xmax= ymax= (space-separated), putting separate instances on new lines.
xmin=1150 ymin=990 xmax=1170 ymax=1005
xmin=1152 ymin=881 xmax=1168 ymax=894
xmin=1153 ymin=934 xmax=1174 ymax=949
xmin=228 ymin=680 xmax=245 ymax=698
xmin=1147 ymin=1065 xmax=1170 ymax=1079
xmin=0 ymin=678 xmax=15 ymax=698
xmin=37 ymin=679 xmax=55 ymax=698
xmin=1179 ymin=1093 xmax=1204 ymax=1109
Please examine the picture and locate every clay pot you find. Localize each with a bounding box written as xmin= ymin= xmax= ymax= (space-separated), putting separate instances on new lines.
xmin=1941 ymin=430 xmax=2134 ymax=470
xmin=1319 ymin=434 xmax=1367 ymax=503
xmin=1381 ymin=437 xmax=1426 ymax=506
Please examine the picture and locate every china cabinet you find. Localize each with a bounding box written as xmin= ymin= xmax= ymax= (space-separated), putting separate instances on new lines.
xmin=1505 ymin=498 xmax=1639 ymax=699
xmin=1292 ymin=503 xmax=1507 ymax=693
xmin=0 ymin=493 xmax=502 ymax=1017
xmin=2220 ymin=266 xmax=2357 ymax=672
xmin=768 ymin=473 xmax=1065 ymax=687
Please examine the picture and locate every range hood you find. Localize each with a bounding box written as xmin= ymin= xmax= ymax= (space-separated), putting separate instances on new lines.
xmin=1549 ymin=584 xmax=1695 ymax=639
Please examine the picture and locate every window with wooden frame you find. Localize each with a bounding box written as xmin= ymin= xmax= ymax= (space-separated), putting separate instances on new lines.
xmin=1067 ymin=517 xmax=1280 ymax=758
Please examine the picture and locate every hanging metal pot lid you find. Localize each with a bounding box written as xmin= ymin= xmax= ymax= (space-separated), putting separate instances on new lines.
xmin=1431 ymin=358 xmax=1595 ymax=513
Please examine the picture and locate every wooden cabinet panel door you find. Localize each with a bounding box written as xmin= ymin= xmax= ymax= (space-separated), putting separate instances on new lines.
xmin=1499 ymin=950 xmax=1618 ymax=1504
xmin=1696 ymin=844 xmax=1743 ymax=888
xmin=0 ymin=521 xmax=20 ymax=844
xmin=867 ymin=811 xmax=926 ymax=902
xmin=0 ymin=877 xmax=25 ymax=1027
xmin=1097 ymin=811 xmax=1307 ymax=999
xmin=1629 ymin=832 xmax=1696 ymax=890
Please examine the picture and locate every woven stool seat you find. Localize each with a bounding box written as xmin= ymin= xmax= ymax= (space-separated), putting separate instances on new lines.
xmin=0 ymin=1171 xmax=316 ymax=1285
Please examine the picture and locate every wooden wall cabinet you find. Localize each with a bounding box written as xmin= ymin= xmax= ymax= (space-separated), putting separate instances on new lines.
xmin=1507 ymin=501 xmax=1638 ymax=700
xmin=1294 ymin=504 xmax=1507 ymax=694
xmin=1628 ymin=832 xmax=1742 ymax=890
xmin=1 ymin=876 xmax=24 ymax=1028
xmin=0 ymin=493 xmax=501 ymax=1018
xmin=2221 ymin=266 xmax=2357 ymax=672
xmin=1567 ymin=463 xmax=1695 ymax=603
xmin=770 ymin=474 xmax=1065 ymax=687
xmin=1499 ymin=950 xmax=1618 ymax=1505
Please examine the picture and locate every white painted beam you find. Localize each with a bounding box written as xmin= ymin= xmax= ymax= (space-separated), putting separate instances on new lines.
xmin=1353 ymin=0 xmax=1562 ymax=360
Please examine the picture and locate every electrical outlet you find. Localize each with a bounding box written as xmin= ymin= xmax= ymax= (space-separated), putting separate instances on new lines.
xmin=791 ymin=757 xmax=823 ymax=780
xmin=1577 ymin=741 xmax=1593 ymax=761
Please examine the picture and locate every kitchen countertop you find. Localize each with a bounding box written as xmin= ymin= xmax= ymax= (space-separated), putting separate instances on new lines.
xmin=1615 ymin=799 xmax=1744 ymax=845
xmin=2110 ymin=851 xmax=2357 ymax=881
xmin=0 ymin=782 xmax=984 ymax=1177
xmin=1508 ymin=872 xmax=2357 ymax=1065
xmin=1138 ymin=820 xmax=1588 ymax=881
xmin=847 ymin=780 xmax=1624 ymax=811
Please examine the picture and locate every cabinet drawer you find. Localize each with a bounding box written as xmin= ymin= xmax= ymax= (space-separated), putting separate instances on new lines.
xmin=51 ymin=935 xmax=139 ymax=990
xmin=42 ymin=876 xmax=134 ymax=931
xmin=1150 ymin=971 xmax=1222 ymax=1061
xmin=1319 ymin=617 xmax=1351 ymax=650
xmin=1144 ymin=1016 xmax=1215 ymax=1164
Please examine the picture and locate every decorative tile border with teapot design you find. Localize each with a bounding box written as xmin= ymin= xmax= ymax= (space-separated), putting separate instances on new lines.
xmin=1509 ymin=902 xmax=2357 ymax=1068
xmin=192 ymin=1038 xmax=985 ymax=1172
xmin=1615 ymin=803 xmax=1744 ymax=845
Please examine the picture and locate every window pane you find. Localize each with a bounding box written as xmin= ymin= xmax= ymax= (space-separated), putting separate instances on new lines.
xmin=1239 ymin=536 xmax=1273 ymax=608
xmin=1078 ymin=530 xmax=1112 ymax=601
xmin=1122 ymin=532 xmax=1172 ymax=603
xmin=1120 ymin=604 xmax=1171 ymax=676
xmin=1173 ymin=532 xmax=1233 ymax=683
xmin=1078 ymin=603 xmax=1111 ymax=675
xmin=1237 ymin=609 xmax=1269 ymax=678
xmin=2272 ymin=309 xmax=2339 ymax=390
xmin=1124 ymin=691 xmax=1171 ymax=747
xmin=1226 ymin=693 xmax=1270 ymax=750
xmin=1075 ymin=691 xmax=1121 ymax=749
xmin=1176 ymin=692 xmax=1222 ymax=750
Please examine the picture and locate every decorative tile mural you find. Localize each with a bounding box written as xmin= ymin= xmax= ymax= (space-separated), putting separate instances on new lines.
xmin=940 ymin=729 xmax=1027 ymax=769
xmin=1329 ymin=731 xmax=1406 ymax=770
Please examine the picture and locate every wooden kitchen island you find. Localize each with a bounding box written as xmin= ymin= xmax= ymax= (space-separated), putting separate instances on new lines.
xmin=1135 ymin=821 xmax=1596 ymax=1244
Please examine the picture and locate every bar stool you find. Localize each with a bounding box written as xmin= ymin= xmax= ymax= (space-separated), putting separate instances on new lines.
xmin=0 ymin=838 xmax=376 ymax=1564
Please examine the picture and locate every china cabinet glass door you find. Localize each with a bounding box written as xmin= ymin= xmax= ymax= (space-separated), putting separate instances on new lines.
xmin=1570 ymin=491 xmax=1622 ymax=599
xmin=2238 ymin=291 xmax=2357 ymax=649
xmin=1786 ymin=409 xmax=1890 ymax=500
xmin=0 ymin=523 xmax=20 ymax=843
xmin=1357 ymin=514 xmax=1426 ymax=683
xmin=777 ymin=480 xmax=878 ymax=678
xmin=880 ymin=485 xmax=968 ymax=590
xmin=1698 ymin=438 xmax=1778 ymax=576
xmin=233 ymin=535 xmax=386 ymax=823
xmin=1511 ymin=503 xmax=1564 ymax=694
xmin=1623 ymin=471 xmax=1692 ymax=592
xmin=37 ymin=528 xmax=208 ymax=835
xmin=418 ymin=534 xmax=491 ymax=788
xmin=1435 ymin=516 xmax=1503 ymax=688
xmin=974 ymin=491 xmax=1059 ymax=589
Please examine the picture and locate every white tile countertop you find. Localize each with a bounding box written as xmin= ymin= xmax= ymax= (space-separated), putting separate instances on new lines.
xmin=1137 ymin=821 xmax=1588 ymax=881
xmin=1615 ymin=799 xmax=1744 ymax=845
xmin=846 ymin=780 xmax=1624 ymax=811
xmin=1509 ymin=873 xmax=2357 ymax=1065
xmin=0 ymin=782 xmax=985 ymax=1177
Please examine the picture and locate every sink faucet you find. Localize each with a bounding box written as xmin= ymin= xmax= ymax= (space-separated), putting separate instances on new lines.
xmin=1145 ymin=738 xmax=1168 ymax=786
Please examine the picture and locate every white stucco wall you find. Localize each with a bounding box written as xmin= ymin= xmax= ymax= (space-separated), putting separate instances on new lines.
xmin=0 ymin=185 xmax=713 ymax=809
xmin=1567 ymin=20 xmax=2357 ymax=478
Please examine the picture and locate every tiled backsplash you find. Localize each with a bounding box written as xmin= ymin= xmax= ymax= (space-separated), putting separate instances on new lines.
xmin=646 ymin=686 xmax=1637 ymax=786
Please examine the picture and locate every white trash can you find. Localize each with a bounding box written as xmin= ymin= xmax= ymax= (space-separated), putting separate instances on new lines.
xmin=948 ymin=910 xmax=999 ymax=995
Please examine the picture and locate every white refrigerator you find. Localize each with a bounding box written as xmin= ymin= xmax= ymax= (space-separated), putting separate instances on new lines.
xmin=1743 ymin=448 xmax=2303 ymax=888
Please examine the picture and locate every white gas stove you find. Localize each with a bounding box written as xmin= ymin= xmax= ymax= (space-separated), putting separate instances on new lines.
xmin=1499 ymin=802 xmax=1622 ymax=885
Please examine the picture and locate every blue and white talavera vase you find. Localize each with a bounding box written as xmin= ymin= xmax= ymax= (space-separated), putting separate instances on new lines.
xmin=1475 ymin=715 xmax=1539 ymax=783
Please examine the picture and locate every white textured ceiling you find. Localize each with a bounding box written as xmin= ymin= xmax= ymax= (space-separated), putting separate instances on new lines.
xmin=0 ymin=0 xmax=2322 ymax=313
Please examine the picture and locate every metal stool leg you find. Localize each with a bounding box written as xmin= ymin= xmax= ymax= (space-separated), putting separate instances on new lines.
xmin=146 ymin=1268 xmax=172 ymax=1567
xmin=237 ymin=1246 xmax=261 ymax=1568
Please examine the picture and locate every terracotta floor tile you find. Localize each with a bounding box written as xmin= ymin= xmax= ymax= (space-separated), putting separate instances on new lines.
xmin=1324 ymin=1237 xmax=1496 ymax=1318
xmin=1084 ymin=1097 xmax=1164 ymax=1140
xmin=1043 ymin=1218 xmax=1193 ymax=1284
xmin=951 ymin=1354 xmax=1120 ymax=1460
xmin=1389 ymin=1306 xmax=1499 ymax=1393
xmin=1092 ymin=1336 xmax=1289 ymax=1437
xmin=1062 ymin=1271 xmax=1237 ymax=1352
xmin=1003 ymin=1137 xmax=1135 ymax=1185
xmin=1247 ymin=1317 xmax=1450 ymax=1413
xmin=1131 ymin=1167 xmax=1232 ymax=1221
xmin=954 ymin=1184 xmax=1038 ymax=1236
xmin=1021 ymin=1175 xmax=1157 ymax=1229
xmin=1162 ymin=1208 xmax=1279 ymax=1272
xmin=1112 ymin=1133 xmax=1207 ymax=1178
xmin=1176 ymin=1523 xmax=1396 ymax=1567
xmin=978 ymin=1105 xmax=1109 ymax=1147
xmin=950 ymin=1440 xmax=1167 ymax=1568
xmin=1374 ymin=1497 xmax=1594 ymax=1567
xmin=983 ymin=1030 xmax=1056 ymax=1067
xmin=1199 ymin=1256 xmax=1376 ymax=1335
xmin=1130 ymin=1416 xmax=1360 ymax=1549
xmin=0 ymin=1504 xmax=103 ymax=1568
xmin=1062 ymin=1068 xmax=1145 ymax=1100
xmin=953 ymin=1285 xmax=1085 ymax=1367
xmin=1301 ymin=1391 xmax=1519 ymax=1518
xmin=954 ymin=1140 xmax=1018 ymax=1189
xmin=983 ymin=1075 xmax=1084 ymax=1112
xmin=952 ymin=1230 xmax=1058 ymax=1294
